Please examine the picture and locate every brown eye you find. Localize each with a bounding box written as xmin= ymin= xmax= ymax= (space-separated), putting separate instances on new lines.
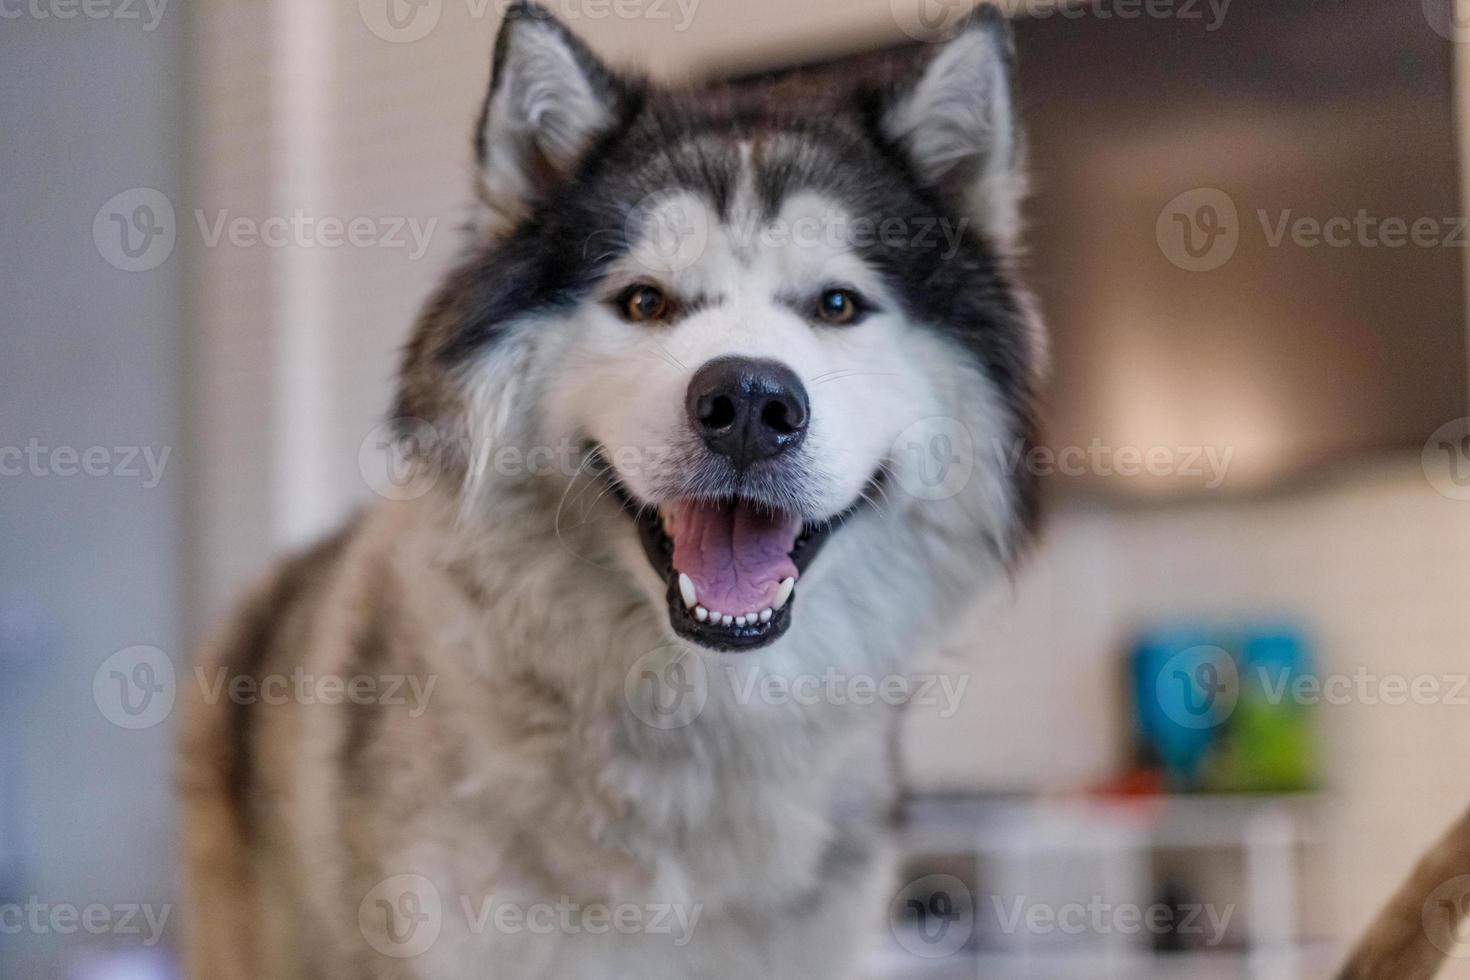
xmin=620 ymin=284 xmax=669 ymax=323
xmin=816 ymin=288 xmax=862 ymax=325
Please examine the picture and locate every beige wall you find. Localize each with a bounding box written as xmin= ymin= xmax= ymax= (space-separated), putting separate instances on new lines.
xmin=904 ymin=459 xmax=1470 ymax=959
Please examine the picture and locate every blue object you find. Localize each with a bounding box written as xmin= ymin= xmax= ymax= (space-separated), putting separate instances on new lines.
xmin=1132 ymin=626 xmax=1233 ymax=790
xmin=1130 ymin=622 xmax=1317 ymax=793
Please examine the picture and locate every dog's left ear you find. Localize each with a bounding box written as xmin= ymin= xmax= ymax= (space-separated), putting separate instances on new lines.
xmin=474 ymin=2 xmax=634 ymax=237
xmin=881 ymin=8 xmax=1023 ymax=247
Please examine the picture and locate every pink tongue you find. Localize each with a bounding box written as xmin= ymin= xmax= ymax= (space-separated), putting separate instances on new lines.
xmin=664 ymin=501 xmax=800 ymax=616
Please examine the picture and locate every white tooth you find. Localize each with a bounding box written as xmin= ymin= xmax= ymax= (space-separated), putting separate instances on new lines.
xmin=695 ymin=606 xmax=708 ymax=622
xmin=721 ymin=615 xmax=733 ymax=627
xmin=759 ymin=608 xmax=772 ymax=623
xmin=678 ymin=573 xmax=698 ymax=609
xmin=774 ymin=578 xmax=795 ymax=611
xmin=735 ymin=615 xmax=748 ymax=627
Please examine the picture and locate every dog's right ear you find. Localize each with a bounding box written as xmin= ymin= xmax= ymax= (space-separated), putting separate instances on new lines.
xmin=879 ymin=7 xmax=1023 ymax=249
xmin=474 ymin=2 xmax=633 ymax=237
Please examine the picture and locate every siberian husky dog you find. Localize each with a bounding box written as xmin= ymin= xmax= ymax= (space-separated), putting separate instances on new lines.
xmin=181 ymin=3 xmax=1045 ymax=978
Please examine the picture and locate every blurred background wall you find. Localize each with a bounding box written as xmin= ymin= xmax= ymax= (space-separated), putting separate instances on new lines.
xmin=1 ymin=6 xmax=187 ymax=979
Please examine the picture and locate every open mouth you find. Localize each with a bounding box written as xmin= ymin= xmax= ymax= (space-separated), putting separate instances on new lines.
xmin=616 ymin=484 xmax=870 ymax=652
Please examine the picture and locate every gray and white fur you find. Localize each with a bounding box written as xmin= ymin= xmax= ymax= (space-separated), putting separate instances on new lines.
xmin=180 ymin=5 xmax=1044 ymax=978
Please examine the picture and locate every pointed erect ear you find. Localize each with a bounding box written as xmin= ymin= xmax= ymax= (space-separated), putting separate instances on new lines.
xmin=881 ymin=9 xmax=1024 ymax=248
xmin=474 ymin=3 xmax=632 ymax=237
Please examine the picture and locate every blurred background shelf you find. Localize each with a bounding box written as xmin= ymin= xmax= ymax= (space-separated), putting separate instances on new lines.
xmin=871 ymin=943 xmax=1344 ymax=980
xmin=876 ymin=794 xmax=1339 ymax=980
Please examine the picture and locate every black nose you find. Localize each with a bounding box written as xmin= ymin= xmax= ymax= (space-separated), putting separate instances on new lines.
xmin=686 ymin=357 xmax=810 ymax=469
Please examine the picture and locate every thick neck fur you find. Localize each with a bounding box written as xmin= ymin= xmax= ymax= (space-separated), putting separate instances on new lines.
xmin=364 ymin=468 xmax=991 ymax=911
xmin=367 ymin=316 xmax=1020 ymax=911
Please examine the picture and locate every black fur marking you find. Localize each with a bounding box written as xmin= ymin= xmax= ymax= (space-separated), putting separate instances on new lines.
xmin=405 ymin=8 xmax=1041 ymax=548
xmin=337 ymin=594 xmax=396 ymax=790
xmin=223 ymin=516 xmax=359 ymax=835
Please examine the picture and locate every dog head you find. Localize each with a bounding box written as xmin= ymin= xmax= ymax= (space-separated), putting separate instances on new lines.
xmin=396 ymin=1 xmax=1042 ymax=656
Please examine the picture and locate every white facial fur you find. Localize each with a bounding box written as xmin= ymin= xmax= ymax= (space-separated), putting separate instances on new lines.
xmin=450 ymin=11 xmax=1032 ymax=661
xmin=540 ymin=184 xmax=951 ymax=523
xmin=480 ymin=165 xmax=1025 ymax=653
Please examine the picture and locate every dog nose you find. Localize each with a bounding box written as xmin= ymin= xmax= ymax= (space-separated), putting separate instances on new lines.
xmin=686 ymin=357 xmax=809 ymax=468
